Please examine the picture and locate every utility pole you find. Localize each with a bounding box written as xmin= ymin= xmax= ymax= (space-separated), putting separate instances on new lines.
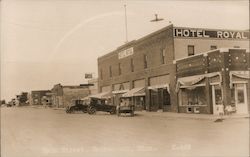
xmin=124 ymin=5 xmax=128 ymax=43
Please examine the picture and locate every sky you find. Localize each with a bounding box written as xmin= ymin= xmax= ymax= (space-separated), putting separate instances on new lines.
xmin=0 ymin=0 xmax=249 ymax=101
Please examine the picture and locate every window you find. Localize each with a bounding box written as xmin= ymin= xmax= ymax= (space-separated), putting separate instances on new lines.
xmin=161 ymin=49 xmax=166 ymax=64
xmin=188 ymin=45 xmax=195 ymax=56
xmin=144 ymin=54 xmax=148 ymax=69
xmin=109 ymin=66 xmax=112 ymax=77
xmin=130 ymin=58 xmax=134 ymax=72
xmin=210 ymin=45 xmax=217 ymax=50
xmin=118 ymin=63 xmax=121 ymax=75
xmin=179 ymin=86 xmax=207 ymax=106
xmin=234 ymin=46 xmax=240 ymax=48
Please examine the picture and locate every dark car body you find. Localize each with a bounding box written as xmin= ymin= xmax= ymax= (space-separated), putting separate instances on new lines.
xmin=66 ymin=99 xmax=88 ymax=114
xmin=87 ymin=98 xmax=116 ymax=115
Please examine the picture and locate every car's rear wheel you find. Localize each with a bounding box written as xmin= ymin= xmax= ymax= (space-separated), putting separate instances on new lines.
xmin=131 ymin=111 xmax=134 ymax=117
xmin=110 ymin=108 xmax=116 ymax=115
xmin=88 ymin=107 xmax=96 ymax=114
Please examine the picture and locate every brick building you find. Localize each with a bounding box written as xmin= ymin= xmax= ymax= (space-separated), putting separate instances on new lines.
xmin=175 ymin=48 xmax=249 ymax=115
xmin=97 ymin=24 xmax=249 ymax=113
xmin=51 ymin=84 xmax=90 ymax=108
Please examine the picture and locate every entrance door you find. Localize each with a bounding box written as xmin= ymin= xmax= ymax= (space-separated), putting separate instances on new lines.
xmin=212 ymin=85 xmax=224 ymax=115
xmin=235 ymin=84 xmax=248 ymax=114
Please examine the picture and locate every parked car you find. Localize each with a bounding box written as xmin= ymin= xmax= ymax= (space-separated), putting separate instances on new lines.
xmin=117 ymin=99 xmax=135 ymax=117
xmin=66 ymin=99 xmax=88 ymax=114
xmin=87 ymin=98 xmax=116 ymax=115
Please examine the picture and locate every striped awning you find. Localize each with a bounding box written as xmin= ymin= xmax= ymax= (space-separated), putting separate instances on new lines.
xmin=89 ymin=92 xmax=111 ymax=99
xmin=148 ymin=84 xmax=169 ymax=92
xmin=122 ymin=87 xmax=145 ymax=97
xmin=112 ymin=90 xmax=129 ymax=94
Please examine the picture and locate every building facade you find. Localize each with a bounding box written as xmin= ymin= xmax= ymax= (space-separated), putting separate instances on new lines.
xmin=97 ymin=24 xmax=249 ymax=113
xmin=30 ymin=90 xmax=51 ymax=105
xmin=51 ymin=84 xmax=90 ymax=108
xmin=175 ymin=48 xmax=249 ymax=114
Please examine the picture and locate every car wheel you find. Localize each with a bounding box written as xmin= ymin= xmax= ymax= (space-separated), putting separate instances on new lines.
xmin=131 ymin=111 xmax=134 ymax=117
xmin=88 ymin=107 xmax=96 ymax=114
xmin=110 ymin=109 xmax=116 ymax=115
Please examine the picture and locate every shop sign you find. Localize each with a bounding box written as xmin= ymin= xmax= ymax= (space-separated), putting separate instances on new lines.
xmin=118 ymin=47 xmax=134 ymax=59
xmin=174 ymin=28 xmax=249 ymax=39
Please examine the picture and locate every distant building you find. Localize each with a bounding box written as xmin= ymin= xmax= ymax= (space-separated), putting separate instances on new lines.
xmin=51 ymin=84 xmax=90 ymax=108
xmin=30 ymin=90 xmax=51 ymax=105
xmin=16 ymin=92 xmax=28 ymax=106
xmin=88 ymin=78 xmax=98 ymax=95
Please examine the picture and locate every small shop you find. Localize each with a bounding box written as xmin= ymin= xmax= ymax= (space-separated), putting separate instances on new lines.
xmin=121 ymin=87 xmax=146 ymax=110
xmin=148 ymin=75 xmax=171 ymax=111
xmin=177 ymin=72 xmax=222 ymax=114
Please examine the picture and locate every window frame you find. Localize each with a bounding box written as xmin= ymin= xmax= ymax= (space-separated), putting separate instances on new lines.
xmin=187 ymin=45 xmax=195 ymax=56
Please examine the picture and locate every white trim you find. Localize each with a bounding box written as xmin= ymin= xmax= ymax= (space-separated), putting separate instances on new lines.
xmin=180 ymin=84 xmax=206 ymax=88
xmin=210 ymin=82 xmax=221 ymax=85
xmin=232 ymin=81 xmax=248 ymax=84
xmin=112 ymin=90 xmax=129 ymax=94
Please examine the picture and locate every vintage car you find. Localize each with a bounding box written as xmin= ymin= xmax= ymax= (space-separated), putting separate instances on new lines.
xmin=117 ymin=99 xmax=135 ymax=117
xmin=66 ymin=99 xmax=89 ymax=114
xmin=87 ymin=98 xmax=116 ymax=115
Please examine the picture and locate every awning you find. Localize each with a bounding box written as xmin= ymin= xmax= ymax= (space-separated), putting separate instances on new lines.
xmin=89 ymin=92 xmax=111 ymax=99
xmin=148 ymin=84 xmax=169 ymax=92
xmin=122 ymin=87 xmax=145 ymax=97
xmin=230 ymin=71 xmax=250 ymax=88
xmin=178 ymin=75 xmax=205 ymax=86
xmin=176 ymin=72 xmax=221 ymax=92
xmin=112 ymin=89 xmax=129 ymax=94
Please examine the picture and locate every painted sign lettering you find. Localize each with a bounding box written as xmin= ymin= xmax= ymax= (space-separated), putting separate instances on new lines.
xmin=174 ymin=28 xmax=249 ymax=39
xmin=118 ymin=47 xmax=134 ymax=59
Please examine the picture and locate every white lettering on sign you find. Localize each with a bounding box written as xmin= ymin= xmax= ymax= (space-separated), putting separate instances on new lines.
xmin=118 ymin=47 xmax=134 ymax=59
xmin=174 ymin=29 xmax=210 ymax=38
xmin=216 ymin=31 xmax=247 ymax=39
xmin=174 ymin=28 xmax=249 ymax=39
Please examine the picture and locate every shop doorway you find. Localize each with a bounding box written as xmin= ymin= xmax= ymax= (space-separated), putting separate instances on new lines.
xmin=234 ymin=83 xmax=248 ymax=114
xmin=212 ymin=85 xmax=224 ymax=115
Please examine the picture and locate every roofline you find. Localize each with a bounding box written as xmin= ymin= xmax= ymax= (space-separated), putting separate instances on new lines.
xmin=173 ymin=26 xmax=249 ymax=32
xmin=98 ymin=24 xmax=174 ymax=60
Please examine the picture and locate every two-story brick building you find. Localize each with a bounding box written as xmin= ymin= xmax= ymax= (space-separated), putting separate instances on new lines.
xmin=97 ymin=24 xmax=249 ymax=113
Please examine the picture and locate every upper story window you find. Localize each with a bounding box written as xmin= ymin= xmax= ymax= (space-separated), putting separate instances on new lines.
xmin=234 ymin=46 xmax=240 ymax=48
xmin=144 ymin=54 xmax=148 ymax=69
xmin=188 ymin=45 xmax=195 ymax=56
xmin=130 ymin=58 xmax=134 ymax=72
xmin=109 ymin=66 xmax=112 ymax=77
xmin=210 ymin=45 xmax=217 ymax=50
xmin=161 ymin=49 xmax=166 ymax=64
xmin=118 ymin=63 xmax=121 ymax=75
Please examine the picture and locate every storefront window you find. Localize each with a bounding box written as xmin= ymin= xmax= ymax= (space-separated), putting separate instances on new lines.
xmin=214 ymin=85 xmax=222 ymax=105
xmin=179 ymin=86 xmax=206 ymax=106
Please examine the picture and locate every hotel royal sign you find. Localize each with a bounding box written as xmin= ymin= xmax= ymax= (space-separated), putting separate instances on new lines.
xmin=174 ymin=28 xmax=249 ymax=39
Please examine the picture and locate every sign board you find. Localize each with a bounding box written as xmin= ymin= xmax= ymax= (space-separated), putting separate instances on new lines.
xmin=85 ymin=73 xmax=93 ymax=79
xmin=118 ymin=47 xmax=134 ymax=59
xmin=174 ymin=28 xmax=249 ymax=39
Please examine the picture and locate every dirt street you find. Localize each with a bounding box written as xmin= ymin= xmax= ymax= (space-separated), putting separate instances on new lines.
xmin=1 ymin=107 xmax=249 ymax=157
